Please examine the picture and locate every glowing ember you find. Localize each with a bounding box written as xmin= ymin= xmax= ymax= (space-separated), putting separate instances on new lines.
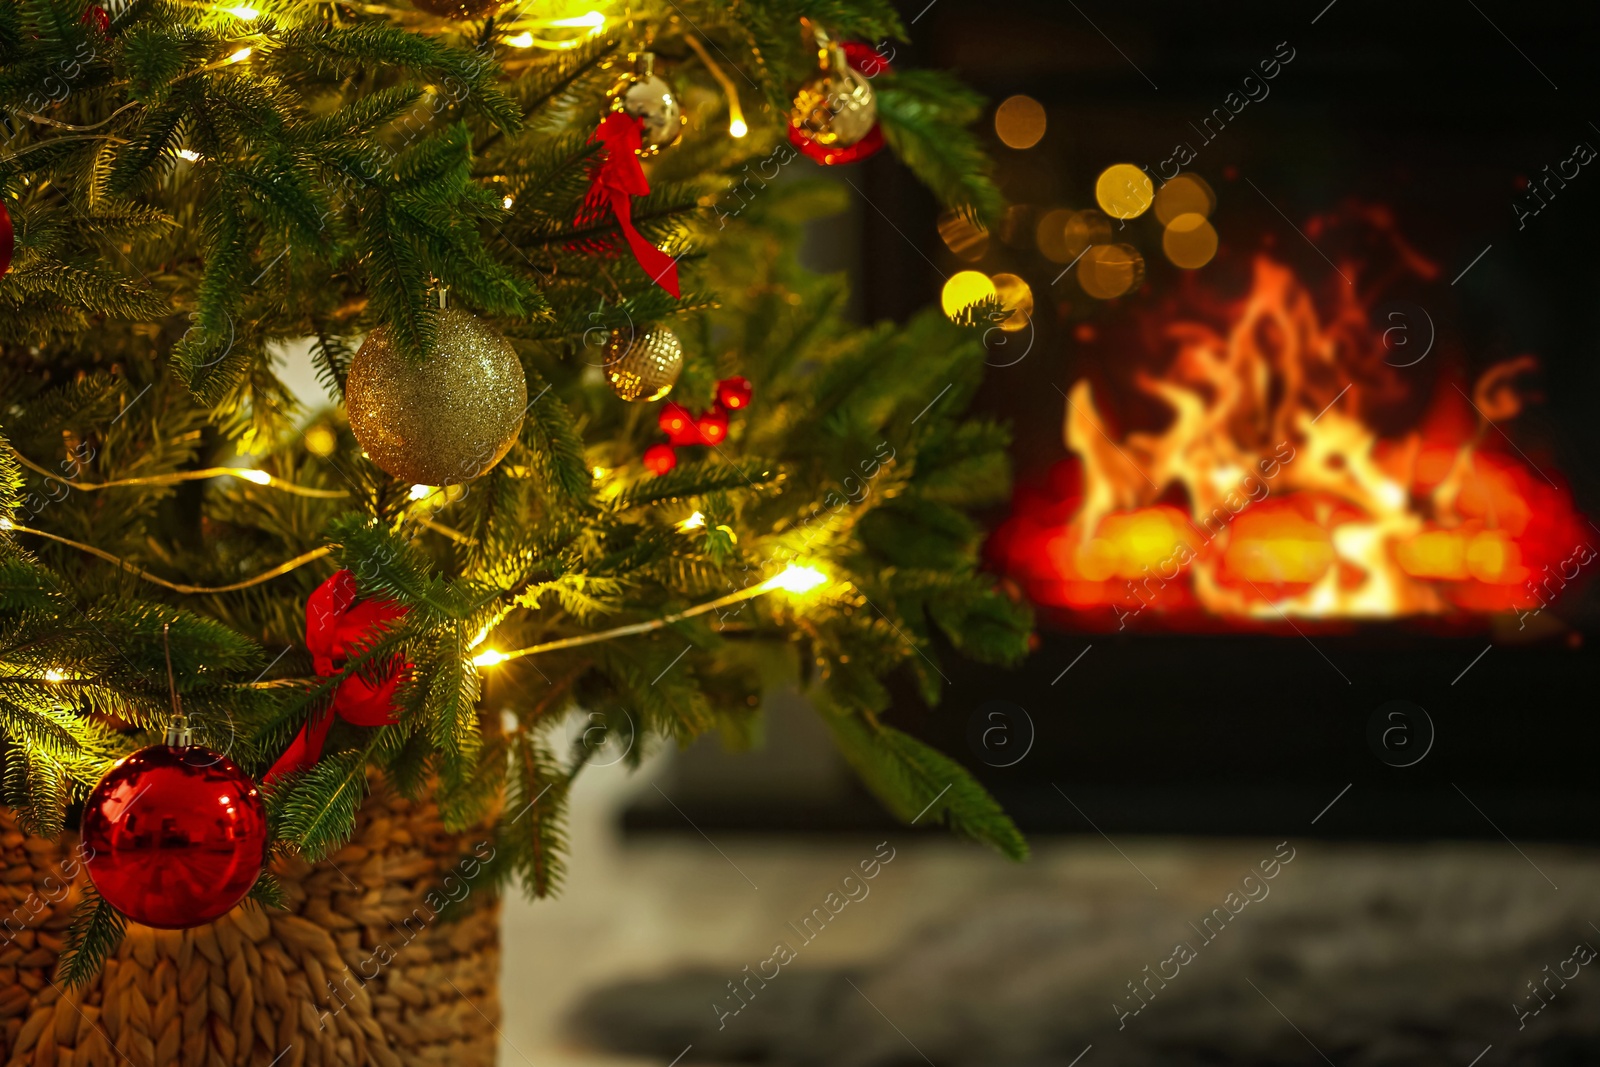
xmin=992 ymin=254 xmax=1587 ymax=626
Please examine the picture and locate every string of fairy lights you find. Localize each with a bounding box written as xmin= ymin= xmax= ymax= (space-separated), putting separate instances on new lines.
xmin=4 ymin=443 xmax=832 ymax=662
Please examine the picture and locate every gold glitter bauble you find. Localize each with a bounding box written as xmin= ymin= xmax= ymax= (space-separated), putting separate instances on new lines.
xmin=410 ymin=0 xmax=501 ymax=18
xmin=789 ymin=55 xmax=878 ymax=149
xmin=605 ymin=325 xmax=683 ymax=402
xmin=347 ymin=307 xmax=527 ymax=486
xmin=608 ymin=55 xmax=684 ymax=155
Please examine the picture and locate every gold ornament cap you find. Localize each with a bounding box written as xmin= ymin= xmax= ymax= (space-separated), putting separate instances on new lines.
xmin=605 ymin=324 xmax=683 ymax=402
xmin=609 ymin=52 xmax=685 ymax=155
xmin=347 ymin=306 xmax=528 ymax=485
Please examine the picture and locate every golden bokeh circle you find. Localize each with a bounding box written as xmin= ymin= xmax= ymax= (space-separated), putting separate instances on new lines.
xmin=1153 ymin=174 xmax=1216 ymax=225
xmin=1162 ymin=212 xmax=1219 ymax=269
xmin=1063 ymin=210 xmax=1114 ymax=259
xmin=1077 ymin=244 xmax=1145 ymax=299
xmin=1034 ymin=208 xmax=1077 ymax=262
xmin=938 ymin=211 xmax=991 ymax=262
xmin=994 ymin=95 xmax=1047 ymax=150
xmin=941 ymin=270 xmax=998 ymax=321
xmin=1094 ymin=164 xmax=1154 ymax=220
xmin=989 ymin=273 xmax=1035 ymax=333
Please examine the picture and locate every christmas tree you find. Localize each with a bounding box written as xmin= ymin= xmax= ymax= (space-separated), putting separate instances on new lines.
xmin=0 ymin=0 xmax=1029 ymax=997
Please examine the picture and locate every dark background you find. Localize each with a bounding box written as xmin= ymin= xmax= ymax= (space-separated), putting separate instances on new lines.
xmin=633 ymin=2 xmax=1600 ymax=842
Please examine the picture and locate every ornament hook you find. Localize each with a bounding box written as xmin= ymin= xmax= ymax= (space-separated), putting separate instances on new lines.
xmin=163 ymin=621 xmax=192 ymax=746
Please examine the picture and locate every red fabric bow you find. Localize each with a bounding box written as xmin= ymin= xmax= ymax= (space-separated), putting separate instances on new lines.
xmin=266 ymin=570 xmax=407 ymax=783
xmin=577 ymin=112 xmax=680 ymax=298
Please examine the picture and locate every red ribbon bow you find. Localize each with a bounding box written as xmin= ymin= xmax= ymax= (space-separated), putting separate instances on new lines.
xmin=577 ymin=112 xmax=680 ymax=298
xmin=266 ymin=570 xmax=408 ymax=783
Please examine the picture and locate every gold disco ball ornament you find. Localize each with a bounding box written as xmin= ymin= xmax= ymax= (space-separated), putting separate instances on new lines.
xmin=788 ymin=41 xmax=878 ymax=149
xmin=608 ymin=52 xmax=684 ymax=155
xmin=347 ymin=304 xmax=528 ymax=486
xmin=605 ymin=324 xmax=683 ymax=402
xmin=410 ymin=0 xmax=501 ymax=19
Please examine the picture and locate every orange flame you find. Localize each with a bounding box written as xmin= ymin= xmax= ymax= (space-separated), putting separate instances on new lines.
xmin=993 ymin=254 xmax=1586 ymax=626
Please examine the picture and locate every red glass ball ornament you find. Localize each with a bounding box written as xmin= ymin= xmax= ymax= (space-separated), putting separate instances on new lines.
xmin=715 ymin=376 xmax=753 ymax=411
xmin=657 ymin=402 xmax=701 ymax=445
xmin=81 ymin=744 xmax=268 ymax=929
xmin=80 ymin=5 xmax=109 ymax=36
xmin=642 ymin=443 xmax=677 ymax=476
xmin=696 ymin=406 xmax=730 ymax=446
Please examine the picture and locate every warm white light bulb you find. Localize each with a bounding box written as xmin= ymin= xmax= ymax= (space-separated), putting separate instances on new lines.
xmin=176 ymin=148 xmax=203 ymax=162
xmin=678 ymin=511 xmax=706 ymax=531
xmin=728 ymin=119 xmax=749 ymax=138
xmin=235 ymin=469 xmax=271 ymax=485
xmin=506 ymin=32 xmax=534 ymax=47
xmin=409 ymin=484 xmax=434 ymax=500
xmin=771 ymin=564 xmax=828 ymax=595
xmin=43 ymin=669 xmax=66 ymax=683
xmin=551 ymin=10 xmax=605 ymax=27
xmin=226 ymin=6 xmax=260 ymax=19
xmin=473 ymin=649 xmax=509 ymax=667
xmin=226 ymin=46 xmax=253 ymax=64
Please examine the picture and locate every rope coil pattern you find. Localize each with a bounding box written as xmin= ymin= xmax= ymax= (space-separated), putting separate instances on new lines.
xmin=0 ymin=783 xmax=499 ymax=1067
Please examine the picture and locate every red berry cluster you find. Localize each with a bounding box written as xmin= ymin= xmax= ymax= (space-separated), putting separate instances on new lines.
xmin=643 ymin=377 xmax=752 ymax=475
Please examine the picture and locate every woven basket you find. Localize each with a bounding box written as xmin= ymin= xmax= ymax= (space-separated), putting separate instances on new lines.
xmin=0 ymin=782 xmax=500 ymax=1067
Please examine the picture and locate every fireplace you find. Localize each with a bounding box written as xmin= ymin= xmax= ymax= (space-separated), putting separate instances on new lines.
xmin=851 ymin=0 xmax=1600 ymax=844
xmin=625 ymin=2 xmax=1600 ymax=845
xmin=988 ymin=230 xmax=1588 ymax=630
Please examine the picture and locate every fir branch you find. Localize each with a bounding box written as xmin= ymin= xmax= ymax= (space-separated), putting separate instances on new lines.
xmin=876 ymin=70 xmax=1003 ymax=226
xmin=55 ymin=883 xmax=127 ymax=989
xmin=826 ymin=713 xmax=1028 ymax=861
xmin=271 ymin=743 xmax=376 ymax=861
xmin=612 ymin=458 xmax=779 ymax=510
xmin=517 ymin=369 xmax=592 ymax=504
xmin=502 ymin=733 xmax=568 ymax=898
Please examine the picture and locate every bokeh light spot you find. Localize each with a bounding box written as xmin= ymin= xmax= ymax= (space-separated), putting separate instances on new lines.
xmin=989 ymin=273 xmax=1035 ymax=332
xmin=1077 ymin=244 xmax=1145 ymax=299
xmin=941 ymin=270 xmax=999 ymax=321
xmin=1034 ymin=208 xmax=1077 ymax=262
xmin=1063 ymin=210 xmax=1113 ymax=259
xmin=1095 ymin=164 xmax=1154 ymax=220
xmin=938 ymin=211 xmax=991 ymax=262
xmin=1162 ymin=212 xmax=1219 ymax=269
xmin=994 ymin=95 xmax=1047 ymax=150
xmin=1153 ymin=173 xmax=1217 ymax=225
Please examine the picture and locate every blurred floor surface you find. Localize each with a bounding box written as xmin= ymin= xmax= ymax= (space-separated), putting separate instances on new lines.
xmin=501 ymin=761 xmax=1600 ymax=1066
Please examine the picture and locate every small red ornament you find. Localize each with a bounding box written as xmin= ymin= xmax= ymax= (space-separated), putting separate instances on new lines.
xmin=80 ymin=5 xmax=109 ymax=37
xmin=658 ymin=402 xmax=701 ymax=445
xmin=715 ymin=376 xmax=752 ymax=411
xmin=82 ymin=744 xmax=267 ymax=929
xmin=696 ymin=407 xmax=730 ymax=446
xmin=0 ymin=200 xmax=12 ymax=279
xmin=643 ymin=443 xmax=677 ymax=475
xmin=266 ymin=570 xmax=408 ymax=782
xmin=786 ymin=42 xmax=892 ymax=166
